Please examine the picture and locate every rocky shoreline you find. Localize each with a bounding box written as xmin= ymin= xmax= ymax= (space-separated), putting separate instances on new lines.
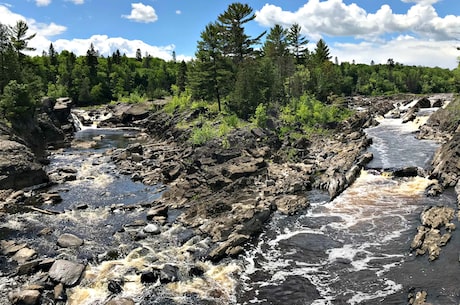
xmin=0 ymin=93 xmax=458 ymax=304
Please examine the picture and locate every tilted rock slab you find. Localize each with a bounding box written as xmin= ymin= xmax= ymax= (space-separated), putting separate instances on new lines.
xmin=48 ymin=259 xmax=85 ymax=286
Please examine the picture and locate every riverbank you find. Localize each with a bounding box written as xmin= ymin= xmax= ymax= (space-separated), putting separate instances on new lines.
xmin=0 ymin=93 xmax=458 ymax=304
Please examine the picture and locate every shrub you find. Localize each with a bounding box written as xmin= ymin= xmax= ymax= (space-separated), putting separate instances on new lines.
xmin=190 ymin=122 xmax=217 ymax=145
xmin=252 ymin=103 xmax=268 ymax=128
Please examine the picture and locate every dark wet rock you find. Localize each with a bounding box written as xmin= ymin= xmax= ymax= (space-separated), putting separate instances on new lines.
xmin=425 ymin=181 xmax=443 ymax=197
xmin=53 ymin=283 xmax=67 ymax=302
xmin=393 ymin=166 xmax=421 ymax=177
xmin=208 ymin=234 xmax=250 ymax=261
xmin=16 ymin=260 xmax=40 ymax=275
xmin=57 ymin=233 xmax=84 ymax=248
xmin=106 ymin=298 xmax=135 ymax=305
xmin=414 ymin=97 xmax=431 ymax=108
xmin=98 ymin=249 xmax=120 ymax=262
xmin=108 ymin=279 xmax=123 ymax=294
xmin=38 ymin=258 xmax=55 ymax=271
xmin=188 ymin=265 xmax=205 ymax=277
xmin=48 ymin=259 xmax=85 ymax=286
xmin=140 ymin=264 xmax=180 ymax=284
xmin=8 ymin=289 xmax=41 ymax=305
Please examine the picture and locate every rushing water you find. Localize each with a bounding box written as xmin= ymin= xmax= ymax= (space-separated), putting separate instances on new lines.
xmin=237 ymin=114 xmax=459 ymax=304
xmin=0 ymin=125 xmax=242 ymax=305
xmin=1 ymin=107 xmax=459 ymax=305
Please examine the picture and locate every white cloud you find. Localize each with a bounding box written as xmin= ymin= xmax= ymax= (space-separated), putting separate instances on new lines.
xmin=0 ymin=4 xmax=188 ymax=62
xmin=36 ymin=0 xmax=51 ymax=7
xmin=401 ymin=0 xmax=440 ymax=5
xmin=255 ymin=0 xmax=460 ymax=41
xmin=122 ymin=3 xmax=158 ymax=23
xmin=176 ymin=10 xmax=182 ymax=15
xmin=67 ymin=0 xmax=84 ymax=4
xmin=48 ymin=35 xmax=175 ymax=60
xmin=331 ymin=37 xmax=459 ymax=69
xmin=0 ymin=4 xmax=66 ymax=37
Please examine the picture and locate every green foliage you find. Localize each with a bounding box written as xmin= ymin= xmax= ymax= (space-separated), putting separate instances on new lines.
xmin=280 ymin=94 xmax=352 ymax=136
xmin=164 ymin=91 xmax=191 ymax=114
xmin=252 ymin=103 xmax=268 ymax=127
xmin=0 ymin=80 xmax=35 ymax=119
xmin=190 ymin=122 xmax=217 ymax=146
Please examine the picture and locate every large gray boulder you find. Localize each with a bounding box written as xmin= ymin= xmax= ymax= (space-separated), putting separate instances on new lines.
xmin=0 ymin=139 xmax=48 ymax=189
xmin=48 ymin=259 xmax=85 ymax=286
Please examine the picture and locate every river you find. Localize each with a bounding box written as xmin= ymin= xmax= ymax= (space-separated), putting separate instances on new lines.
xmin=237 ymin=115 xmax=459 ymax=304
xmin=0 ymin=108 xmax=458 ymax=304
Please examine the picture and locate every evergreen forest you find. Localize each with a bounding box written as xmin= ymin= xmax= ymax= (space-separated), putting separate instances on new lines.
xmin=1 ymin=3 xmax=460 ymax=127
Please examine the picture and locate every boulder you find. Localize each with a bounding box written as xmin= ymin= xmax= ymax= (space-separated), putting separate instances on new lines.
xmin=414 ymin=97 xmax=431 ymax=108
xmin=208 ymin=234 xmax=250 ymax=261
xmin=143 ymin=224 xmax=161 ymax=235
xmin=48 ymin=259 xmax=85 ymax=286
xmin=140 ymin=264 xmax=180 ymax=284
xmin=53 ymin=283 xmax=67 ymax=302
xmin=53 ymin=97 xmax=73 ymax=123
xmin=12 ymin=247 xmax=37 ymax=264
xmin=8 ymin=289 xmax=41 ymax=305
xmin=0 ymin=139 xmax=49 ymax=189
xmin=57 ymin=233 xmax=84 ymax=248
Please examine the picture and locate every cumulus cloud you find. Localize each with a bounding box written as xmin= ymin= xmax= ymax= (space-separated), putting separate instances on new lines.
xmin=36 ymin=0 xmax=51 ymax=7
xmin=0 ymin=4 xmax=187 ymax=62
xmin=176 ymin=10 xmax=182 ymax=15
xmin=122 ymin=3 xmax=158 ymax=23
xmin=50 ymin=35 xmax=176 ymax=60
xmin=331 ymin=37 xmax=459 ymax=69
xmin=255 ymin=0 xmax=460 ymax=41
xmin=0 ymin=4 xmax=66 ymax=37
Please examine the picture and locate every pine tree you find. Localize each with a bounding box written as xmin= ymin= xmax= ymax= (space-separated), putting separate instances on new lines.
xmin=313 ymin=39 xmax=331 ymax=63
xmin=189 ymin=23 xmax=232 ymax=112
xmin=263 ymin=24 xmax=288 ymax=59
xmin=287 ymin=23 xmax=308 ymax=64
xmin=217 ymin=2 xmax=265 ymax=63
xmin=10 ymin=20 xmax=36 ymax=59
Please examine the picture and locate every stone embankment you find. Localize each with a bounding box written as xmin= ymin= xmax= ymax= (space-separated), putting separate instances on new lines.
xmin=0 ymin=97 xmax=75 ymax=204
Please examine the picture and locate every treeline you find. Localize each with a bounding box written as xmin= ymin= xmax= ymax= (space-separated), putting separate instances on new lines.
xmin=1 ymin=2 xmax=460 ymax=122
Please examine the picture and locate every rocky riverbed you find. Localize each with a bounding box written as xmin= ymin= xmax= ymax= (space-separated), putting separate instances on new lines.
xmin=0 ymin=93 xmax=458 ymax=304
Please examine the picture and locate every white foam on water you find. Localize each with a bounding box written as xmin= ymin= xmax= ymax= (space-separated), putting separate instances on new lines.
xmin=347 ymin=279 xmax=403 ymax=305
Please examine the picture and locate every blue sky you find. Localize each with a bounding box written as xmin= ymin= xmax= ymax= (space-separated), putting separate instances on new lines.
xmin=1 ymin=0 xmax=460 ymax=68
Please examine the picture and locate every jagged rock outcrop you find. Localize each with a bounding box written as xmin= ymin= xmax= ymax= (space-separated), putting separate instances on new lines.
xmin=0 ymin=138 xmax=49 ymax=190
xmin=410 ymin=206 xmax=455 ymax=261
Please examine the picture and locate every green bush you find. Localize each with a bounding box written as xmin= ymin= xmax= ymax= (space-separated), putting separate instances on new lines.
xmin=164 ymin=92 xmax=191 ymax=114
xmin=0 ymin=80 xmax=35 ymax=120
xmin=190 ymin=122 xmax=217 ymax=145
xmin=252 ymin=103 xmax=268 ymax=127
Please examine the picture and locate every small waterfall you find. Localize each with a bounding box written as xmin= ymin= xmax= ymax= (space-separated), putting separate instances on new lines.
xmin=70 ymin=112 xmax=85 ymax=131
xmin=71 ymin=110 xmax=98 ymax=131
